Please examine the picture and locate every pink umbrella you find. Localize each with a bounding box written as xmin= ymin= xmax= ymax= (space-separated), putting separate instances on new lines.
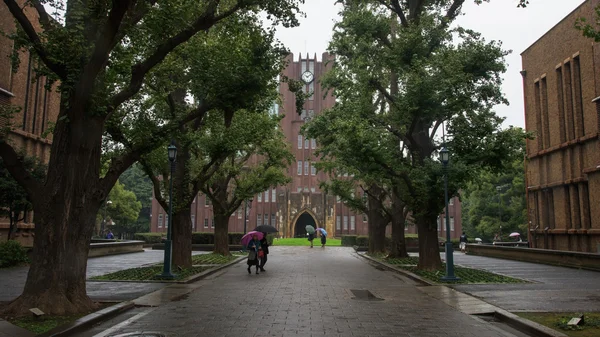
xmin=509 ymin=232 xmax=520 ymax=237
xmin=241 ymin=231 xmax=264 ymax=247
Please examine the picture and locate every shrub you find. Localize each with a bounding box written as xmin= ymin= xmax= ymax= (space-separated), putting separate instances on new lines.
xmin=341 ymin=235 xmax=357 ymax=246
xmin=356 ymin=236 xmax=369 ymax=247
xmin=228 ymin=232 xmax=244 ymax=244
xmin=192 ymin=232 xmax=214 ymax=244
xmin=0 ymin=240 xmax=29 ymax=268
xmin=133 ymin=233 xmax=164 ymax=244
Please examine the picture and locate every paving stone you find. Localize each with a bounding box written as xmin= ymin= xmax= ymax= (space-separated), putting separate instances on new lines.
xmin=101 ymin=247 xmax=522 ymax=336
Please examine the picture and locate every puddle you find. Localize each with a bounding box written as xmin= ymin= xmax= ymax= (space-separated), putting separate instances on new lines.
xmin=350 ymin=289 xmax=384 ymax=301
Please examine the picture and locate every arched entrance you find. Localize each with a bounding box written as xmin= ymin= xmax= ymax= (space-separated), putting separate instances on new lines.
xmin=294 ymin=212 xmax=317 ymax=238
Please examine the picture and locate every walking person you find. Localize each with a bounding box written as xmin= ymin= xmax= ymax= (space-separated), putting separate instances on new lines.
xmin=308 ymin=231 xmax=315 ymax=248
xmin=259 ymin=232 xmax=269 ymax=272
xmin=247 ymin=234 xmax=262 ymax=275
xmin=459 ymin=231 xmax=468 ymax=253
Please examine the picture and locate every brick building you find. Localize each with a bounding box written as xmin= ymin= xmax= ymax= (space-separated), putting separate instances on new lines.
xmin=151 ymin=52 xmax=463 ymax=239
xmin=522 ymin=0 xmax=600 ymax=252
xmin=0 ymin=1 xmax=61 ymax=244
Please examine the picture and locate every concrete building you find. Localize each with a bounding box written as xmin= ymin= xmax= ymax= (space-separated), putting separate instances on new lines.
xmin=0 ymin=1 xmax=61 ymax=244
xmin=521 ymin=0 xmax=600 ymax=252
xmin=151 ymin=52 xmax=463 ymax=239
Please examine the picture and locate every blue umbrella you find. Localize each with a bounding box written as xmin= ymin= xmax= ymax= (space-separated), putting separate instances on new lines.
xmin=316 ymin=228 xmax=327 ymax=236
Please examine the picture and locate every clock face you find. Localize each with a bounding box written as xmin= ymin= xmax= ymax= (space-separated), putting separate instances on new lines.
xmin=301 ymin=71 xmax=314 ymax=84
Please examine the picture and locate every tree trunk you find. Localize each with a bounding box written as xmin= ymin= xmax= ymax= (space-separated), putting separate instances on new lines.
xmin=389 ymin=217 xmax=409 ymax=258
xmin=171 ymin=208 xmax=192 ymax=268
xmin=213 ymin=213 xmax=230 ymax=256
xmin=368 ymin=218 xmax=387 ymax=254
xmin=2 ymin=116 xmax=106 ymax=317
xmin=416 ymin=216 xmax=442 ymax=270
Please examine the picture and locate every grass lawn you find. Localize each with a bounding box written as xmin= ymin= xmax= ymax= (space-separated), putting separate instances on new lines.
xmin=191 ymin=253 xmax=243 ymax=265
xmin=516 ymin=312 xmax=600 ymax=337
xmin=90 ymin=265 xmax=211 ymax=281
xmin=272 ymin=238 xmax=341 ymax=246
xmin=10 ymin=303 xmax=112 ymax=334
xmin=367 ymin=254 xmax=528 ymax=284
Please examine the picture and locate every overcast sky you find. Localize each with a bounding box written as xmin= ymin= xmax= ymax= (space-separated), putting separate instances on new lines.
xmin=272 ymin=0 xmax=586 ymax=128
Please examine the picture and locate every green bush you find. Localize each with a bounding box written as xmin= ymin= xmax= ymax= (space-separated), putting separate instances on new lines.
xmin=356 ymin=235 xmax=369 ymax=247
xmin=0 ymin=240 xmax=29 ymax=268
xmin=341 ymin=235 xmax=357 ymax=246
xmin=228 ymin=233 xmax=244 ymax=244
xmin=133 ymin=233 xmax=164 ymax=244
xmin=192 ymin=232 xmax=214 ymax=244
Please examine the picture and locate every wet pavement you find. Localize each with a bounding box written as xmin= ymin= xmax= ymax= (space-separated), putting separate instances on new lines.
xmin=445 ymin=252 xmax=600 ymax=312
xmin=96 ymin=246 xmax=525 ymax=337
xmin=0 ymin=249 xmax=203 ymax=303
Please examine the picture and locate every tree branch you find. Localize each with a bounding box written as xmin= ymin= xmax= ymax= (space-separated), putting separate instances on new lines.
xmin=77 ymin=0 xmax=133 ymax=104
xmin=139 ymin=160 xmax=169 ymax=211
xmin=30 ymin=0 xmax=53 ymax=31
xmin=107 ymin=0 xmax=241 ymax=112
xmin=0 ymin=141 xmax=42 ymax=202
xmin=445 ymin=0 xmax=466 ymax=22
xmin=3 ymin=0 xmax=66 ymax=78
xmin=389 ymin=0 xmax=409 ymax=27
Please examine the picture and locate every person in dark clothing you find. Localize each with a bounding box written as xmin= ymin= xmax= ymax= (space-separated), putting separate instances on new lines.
xmin=259 ymin=232 xmax=269 ymax=272
xmin=459 ymin=231 xmax=468 ymax=253
xmin=308 ymin=232 xmax=315 ymax=248
xmin=247 ymin=234 xmax=262 ymax=275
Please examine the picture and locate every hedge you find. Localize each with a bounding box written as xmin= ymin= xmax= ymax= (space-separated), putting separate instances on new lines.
xmin=134 ymin=232 xmax=272 ymax=245
xmin=0 ymin=240 xmax=29 ymax=268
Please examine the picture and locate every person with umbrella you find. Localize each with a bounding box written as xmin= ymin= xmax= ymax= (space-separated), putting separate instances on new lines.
xmin=459 ymin=231 xmax=468 ymax=253
xmin=253 ymin=225 xmax=278 ymax=272
xmin=306 ymin=225 xmax=316 ymax=248
xmin=246 ymin=233 xmax=262 ymax=275
xmin=316 ymin=228 xmax=327 ymax=248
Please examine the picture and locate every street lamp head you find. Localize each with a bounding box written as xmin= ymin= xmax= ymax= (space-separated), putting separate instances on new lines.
xmin=439 ymin=146 xmax=449 ymax=164
xmin=168 ymin=140 xmax=177 ymax=162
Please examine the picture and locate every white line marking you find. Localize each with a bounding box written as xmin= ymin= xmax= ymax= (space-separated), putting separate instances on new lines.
xmin=92 ymin=308 xmax=156 ymax=337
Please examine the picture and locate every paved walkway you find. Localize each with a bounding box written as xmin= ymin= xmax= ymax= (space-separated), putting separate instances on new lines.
xmin=445 ymin=252 xmax=600 ymax=312
xmin=100 ymin=247 xmax=523 ymax=337
xmin=0 ymin=249 xmax=202 ymax=302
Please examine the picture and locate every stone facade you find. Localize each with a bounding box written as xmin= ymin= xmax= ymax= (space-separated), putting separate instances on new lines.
xmin=0 ymin=0 xmax=61 ymax=244
xmin=521 ymin=0 xmax=600 ymax=252
xmin=151 ymin=53 xmax=463 ymax=239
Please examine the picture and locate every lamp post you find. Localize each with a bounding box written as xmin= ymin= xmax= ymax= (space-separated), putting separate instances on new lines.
xmin=440 ymin=146 xmax=459 ymax=282
xmin=160 ymin=140 xmax=177 ymax=279
xmin=101 ymin=200 xmax=112 ymax=237
xmin=243 ymin=197 xmax=254 ymax=234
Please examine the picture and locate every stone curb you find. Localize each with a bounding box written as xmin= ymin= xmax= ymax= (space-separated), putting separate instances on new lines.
xmin=356 ymin=252 xmax=436 ymax=286
xmin=37 ymin=301 xmax=135 ymax=337
xmin=86 ymin=255 xmax=246 ymax=284
xmin=493 ymin=309 xmax=569 ymax=337
xmin=358 ymin=252 xmax=568 ymax=337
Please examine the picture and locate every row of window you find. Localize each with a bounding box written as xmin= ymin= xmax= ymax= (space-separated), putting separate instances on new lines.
xmin=257 ymin=189 xmax=277 ymax=202
xmin=297 ymin=161 xmax=317 ymax=176
xmin=534 ymin=55 xmax=585 ymax=151
xmin=437 ymin=217 xmax=455 ymax=231
xmin=297 ymin=187 xmax=316 ymax=193
xmin=336 ymin=215 xmax=356 ymax=231
xmin=297 ymin=135 xmax=317 ymax=149
xmin=256 ymin=214 xmax=277 ymax=227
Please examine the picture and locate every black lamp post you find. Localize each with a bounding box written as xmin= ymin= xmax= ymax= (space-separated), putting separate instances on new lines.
xmin=160 ymin=140 xmax=177 ymax=279
xmin=440 ymin=146 xmax=459 ymax=281
xmin=243 ymin=197 xmax=254 ymax=234
xmin=100 ymin=200 xmax=112 ymax=237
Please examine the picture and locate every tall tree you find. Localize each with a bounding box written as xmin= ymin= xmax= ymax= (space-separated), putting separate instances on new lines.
xmin=309 ymin=0 xmax=526 ymax=270
xmin=104 ymin=180 xmax=142 ymax=238
xmin=139 ymin=14 xmax=287 ymax=267
xmin=0 ymin=0 xmax=301 ymax=316
xmin=201 ymin=111 xmax=292 ymax=255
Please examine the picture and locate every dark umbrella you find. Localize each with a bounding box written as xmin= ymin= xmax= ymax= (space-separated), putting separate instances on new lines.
xmin=253 ymin=225 xmax=278 ymax=233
